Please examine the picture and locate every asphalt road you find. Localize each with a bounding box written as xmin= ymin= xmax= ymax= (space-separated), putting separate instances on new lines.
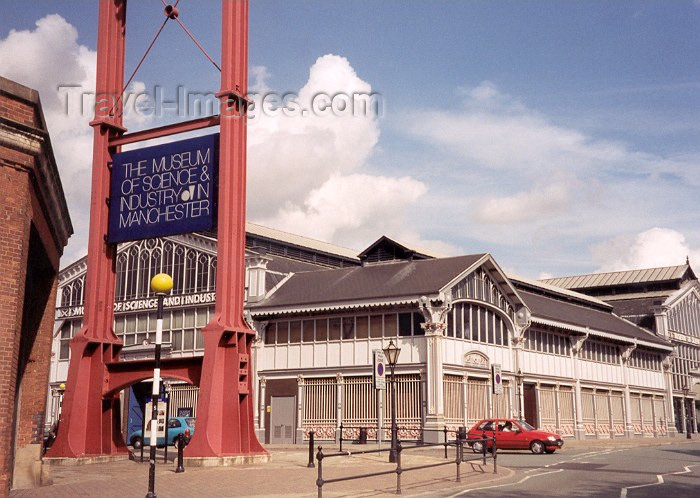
xmin=442 ymin=442 xmax=700 ymax=498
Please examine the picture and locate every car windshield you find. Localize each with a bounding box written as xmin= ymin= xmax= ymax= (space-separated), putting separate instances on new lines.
xmin=516 ymin=420 xmax=535 ymax=431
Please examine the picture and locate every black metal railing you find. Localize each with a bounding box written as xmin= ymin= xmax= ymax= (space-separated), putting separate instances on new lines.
xmin=313 ymin=433 xmax=497 ymax=497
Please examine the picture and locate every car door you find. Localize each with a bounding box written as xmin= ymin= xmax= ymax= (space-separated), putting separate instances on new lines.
xmin=167 ymin=418 xmax=182 ymax=444
xmin=507 ymin=420 xmax=532 ymax=450
xmin=495 ymin=420 xmax=516 ymax=450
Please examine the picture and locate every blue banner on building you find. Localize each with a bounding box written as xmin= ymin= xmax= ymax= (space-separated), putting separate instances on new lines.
xmin=108 ymin=134 xmax=219 ymax=243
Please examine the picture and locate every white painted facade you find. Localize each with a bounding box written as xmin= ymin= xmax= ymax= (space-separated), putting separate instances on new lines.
xmin=48 ymin=230 xmax=678 ymax=447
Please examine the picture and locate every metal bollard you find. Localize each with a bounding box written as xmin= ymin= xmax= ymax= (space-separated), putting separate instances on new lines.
xmin=493 ymin=431 xmax=498 ymax=474
xmin=307 ymin=431 xmax=315 ymax=468
xmin=443 ymin=426 xmax=448 ymax=458
xmin=481 ymin=431 xmax=487 ymax=465
xmin=455 ymin=439 xmax=462 ymax=483
xmin=316 ymin=446 xmax=324 ymax=498
xmin=175 ymin=433 xmax=185 ymax=473
xmin=339 ymin=423 xmax=344 ymax=452
xmin=396 ymin=440 xmax=402 ymax=495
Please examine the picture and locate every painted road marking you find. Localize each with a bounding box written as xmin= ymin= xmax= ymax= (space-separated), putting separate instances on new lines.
xmin=619 ymin=464 xmax=700 ymax=498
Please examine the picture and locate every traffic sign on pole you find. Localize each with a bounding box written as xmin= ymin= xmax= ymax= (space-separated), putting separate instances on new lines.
xmin=373 ymin=350 xmax=386 ymax=389
xmin=492 ymin=363 xmax=503 ymax=395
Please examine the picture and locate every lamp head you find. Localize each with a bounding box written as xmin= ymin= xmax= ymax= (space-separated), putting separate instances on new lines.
xmin=383 ymin=339 xmax=401 ymax=366
xmin=151 ymin=273 xmax=174 ymax=294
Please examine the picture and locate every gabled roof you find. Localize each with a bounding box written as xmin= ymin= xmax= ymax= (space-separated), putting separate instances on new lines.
xmin=358 ymin=236 xmax=443 ymax=264
xmin=518 ymin=289 xmax=672 ymax=349
xmin=249 ymin=254 xmax=486 ymax=312
xmin=542 ymin=264 xmax=695 ymax=290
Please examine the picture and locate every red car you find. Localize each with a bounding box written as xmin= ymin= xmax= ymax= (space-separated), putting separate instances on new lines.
xmin=467 ymin=418 xmax=564 ymax=454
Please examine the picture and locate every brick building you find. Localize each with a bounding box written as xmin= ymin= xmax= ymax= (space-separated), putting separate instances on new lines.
xmin=0 ymin=77 xmax=72 ymax=495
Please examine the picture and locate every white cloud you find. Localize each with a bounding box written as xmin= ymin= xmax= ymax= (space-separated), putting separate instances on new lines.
xmin=0 ymin=15 xmax=96 ymax=262
xmin=400 ymin=81 xmax=700 ymax=277
xmin=247 ymin=54 xmax=428 ymax=250
xmin=257 ymin=173 xmax=426 ymax=244
xmin=0 ymin=15 xmax=154 ymax=264
xmin=592 ymin=228 xmax=700 ymax=272
xmin=473 ymin=182 xmax=570 ymax=224
xmin=1 ymin=22 xmax=430 ymax=262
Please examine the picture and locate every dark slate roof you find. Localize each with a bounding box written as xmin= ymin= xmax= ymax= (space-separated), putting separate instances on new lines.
xmin=608 ymin=297 xmax=664 ymax=319
xmin=250 ymin=254 xmax=486 ymax=309
xmin=519 ymin=289 xmax=671 ymax=347
xmin=265 ymin=254 xmax=327 ymax=274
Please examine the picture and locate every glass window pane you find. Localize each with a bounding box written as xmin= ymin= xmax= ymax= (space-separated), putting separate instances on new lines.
xmin=301 ymin=320 xmax=314 ymax=342
xmin=264 ymin=323 xmax=276 ymax=345
xmin=172 ymin=330 xmax=182 ymax=351
xmin=289 ymin=321 xmax=301 ymax=343
xmin=384 ymin=314 xmax=397 ymax=337
xmin=342 ymin=317 xmax=355 ymax=340
xmin=452 ymin=306 xmax=461 ymax=338
xmin=195 ymin=328 xmax=204 ymax=349
xmin=183 ymin=330 xmax=194 ymax=350
xmin=316 ymin=319 xmax=328 ymax=341
xmin=173 ymin=311 xmax=183 ymax=329
xmin=276 ymin=322 xmax=289 ymax=344
xmin=126 ymin=315 xmax=137 ymax=333
xmin=184 ymin=310 xmax=195 ymax=328
xmin=59 ymin=341 xmax=70 ymax=360
xmin=328 ymin=318 xmax=341 ymax=341
xmin=369 ymin=315 xmax=382 ymax=338
xmin=398 ymin=313 xmax=412 ymax=337
xmin=196 ymin=309 xmax=207 ymax=327
xmin=413 ymin=312 xmax=424 ymax=336
xmin=355 ymin=316 xmax=369 ymax=339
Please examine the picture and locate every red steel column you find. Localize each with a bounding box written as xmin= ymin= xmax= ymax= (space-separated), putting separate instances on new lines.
xmin=48 ymin=0 xmax=127 ymax=458
xmin=186 ymin=0 xmax=266 ymax=457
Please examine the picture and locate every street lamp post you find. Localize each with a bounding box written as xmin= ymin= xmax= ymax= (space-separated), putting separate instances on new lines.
xmin=383 ymin=340 xmax=401 ymax=463
xmin=146 ymin=273 xmax=173 ymax=498
xmin=682 ymin=381 xmax=691 ymax=440
xmin=515 ymin=369 xmax=524 ymax=421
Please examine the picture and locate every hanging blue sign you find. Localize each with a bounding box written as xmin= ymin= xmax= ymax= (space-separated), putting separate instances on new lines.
xmin=108 ymin=134 xmax=219 ymax=243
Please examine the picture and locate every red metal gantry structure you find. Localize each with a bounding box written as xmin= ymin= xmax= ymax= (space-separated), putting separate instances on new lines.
xmin=48 ymin=0 xmax=267 ymax=460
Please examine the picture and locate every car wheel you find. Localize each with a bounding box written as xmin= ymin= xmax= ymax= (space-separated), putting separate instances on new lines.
xmin=472 ymin=441 xmax=484 ymax=453
xmin=544 ymin=448 xmax=556 ymax=454
xmin=131 ymin=436 xmax=143 ymax=449
xmin=530 ymin=440 xmax=545 ymax=455
xmin=173 ymin=437 xmax=180 ymax=449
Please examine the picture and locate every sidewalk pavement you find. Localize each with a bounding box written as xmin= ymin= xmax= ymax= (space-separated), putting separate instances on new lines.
xmin=10 ymin=436 xmax=696 ymax=498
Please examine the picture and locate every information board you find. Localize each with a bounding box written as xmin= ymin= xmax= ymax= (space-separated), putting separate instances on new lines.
xmin=144 ymin=398 xmax=167 ymax=442
xmin=108 ymin=134 xmax=219 ymax=243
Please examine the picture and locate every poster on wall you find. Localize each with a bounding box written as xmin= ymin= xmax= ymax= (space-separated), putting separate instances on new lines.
xmin=108 ymin=134 xmax=219 ymax=243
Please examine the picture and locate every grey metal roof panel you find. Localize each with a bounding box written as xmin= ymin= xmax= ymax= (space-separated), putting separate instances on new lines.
xmin=519 ymin=290 xmax=671 ymax=346
xmin=251 ymin=254 xmax=486 ymax=309
xmin=542 ymin=265 xmax=690 ymax=289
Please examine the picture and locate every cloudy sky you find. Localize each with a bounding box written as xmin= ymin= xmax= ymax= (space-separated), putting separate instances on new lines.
xmin=2 ymin=1 xmax=700 ymax=278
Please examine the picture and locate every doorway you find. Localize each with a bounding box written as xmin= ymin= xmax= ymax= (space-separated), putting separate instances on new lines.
xmin=523 ymin=383 xmax=538 ymax=427
xmin=270 ymin=396 xmax=295 ymax=444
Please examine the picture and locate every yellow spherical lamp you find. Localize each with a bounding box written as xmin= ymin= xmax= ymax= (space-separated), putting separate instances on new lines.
xmin=150 ymin=273 xmax=173 ymax=294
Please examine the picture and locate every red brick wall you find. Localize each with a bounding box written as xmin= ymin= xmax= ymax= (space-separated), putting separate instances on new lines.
xmin=0 ymin=94 xmax=36 ymax=126
xmin=0 ymin=166 xmax=33 ymax=497
xmin=0 ymin=87 xmax=62 ymax=497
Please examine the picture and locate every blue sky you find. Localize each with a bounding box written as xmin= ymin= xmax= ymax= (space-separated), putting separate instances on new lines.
xmin=2 ymin=1 xmax=700 ymax=277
